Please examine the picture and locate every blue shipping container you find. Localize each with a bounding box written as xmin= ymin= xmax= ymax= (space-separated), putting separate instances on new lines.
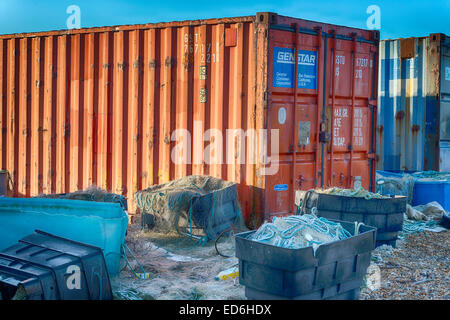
xmin=377 ymin=34 xmax=450 ymax=172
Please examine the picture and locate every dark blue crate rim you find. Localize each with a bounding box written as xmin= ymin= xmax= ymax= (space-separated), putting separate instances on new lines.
xmin=300 ymin=191 xmax=406 ymax=235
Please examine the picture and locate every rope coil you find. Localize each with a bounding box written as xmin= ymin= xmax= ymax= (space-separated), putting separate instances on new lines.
xmin=250 ymin=208 xmax=354 ymax=253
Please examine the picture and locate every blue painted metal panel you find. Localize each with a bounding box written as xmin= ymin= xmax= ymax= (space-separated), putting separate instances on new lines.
xmin=440 ymin=37 xmax=450 ymax=171
xmin=377 ymin=34 xmax=449 ymax=172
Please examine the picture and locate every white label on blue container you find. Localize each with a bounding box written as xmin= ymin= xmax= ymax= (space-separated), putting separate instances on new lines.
xmin=446 ymin=67 xmax=450 ymax=81
xmin=274 ymin=184 xmax=289 ymax=191
xmin=273 ymin=47 xmax=318 ymax=89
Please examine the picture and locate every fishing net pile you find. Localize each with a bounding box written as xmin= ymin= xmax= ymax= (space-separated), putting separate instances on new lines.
xmin=249 ymin=210 xmax=353 ymax=252
xmin=135 ymin=175 xmax=242 ymax=240
xmin=376 ymin=171 xmax=450 ymax=204
xmin=318 ymin=186 xmax=388 ymax=200
xmin=410 ymin=171 xmax=450 ymax=181
xmin=375 ymin=173 xmax=415 ymax=204
xmin=35 ymin=185 xmax=128 ymax=210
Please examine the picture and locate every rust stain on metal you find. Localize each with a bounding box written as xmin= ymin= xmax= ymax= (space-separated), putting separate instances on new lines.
xmin=395 ymin=110 xmax=405 ymax=119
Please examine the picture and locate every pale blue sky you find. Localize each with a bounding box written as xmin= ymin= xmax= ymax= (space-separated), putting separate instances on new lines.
xmin=0 ymin=0 xmax=449 ymax=39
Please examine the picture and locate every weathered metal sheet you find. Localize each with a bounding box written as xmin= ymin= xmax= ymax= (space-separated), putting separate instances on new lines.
xmin=0 ymin=13 xmax=378 ymax=226
xmin=0 ymin=15 xmax=261 ymax=220
xmin=264 ymin=13 xmax=379 ymax=220
xmin=377 ymin=34 xmax=450 ymax=172
xmin=440 ymin=35 xmax=450 ymax=170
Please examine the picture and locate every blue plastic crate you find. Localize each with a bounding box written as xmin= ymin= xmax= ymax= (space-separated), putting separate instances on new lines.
xmin=412 ymin=180 xmax=450 ymax=211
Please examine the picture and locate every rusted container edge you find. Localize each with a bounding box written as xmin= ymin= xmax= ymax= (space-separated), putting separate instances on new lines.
xmin=377 ymin=33 xmax=449 ymax=172
xmin=0 ymin=16 xmax=256 ymax=40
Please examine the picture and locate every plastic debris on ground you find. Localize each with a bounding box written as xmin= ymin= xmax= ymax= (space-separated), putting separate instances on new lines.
xmin=406 ymin=201 xmax=446 ymax=221
xmin=403 ymin=201 xmax=449 ymax=234
xmin=360 ymin=230 xmax=450 ymax=300
xmin=248 ymin=210 xmax=353 ymax=253
xmin=215 ymin=266 xmax=239 ymax=281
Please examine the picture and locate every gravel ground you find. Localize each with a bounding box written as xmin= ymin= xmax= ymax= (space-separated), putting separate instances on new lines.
xmin=360 ymin=230 xmax=450 ymax=300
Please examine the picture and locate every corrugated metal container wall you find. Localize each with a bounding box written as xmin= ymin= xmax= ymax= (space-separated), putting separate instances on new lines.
xmin=377 ymin=34 xmax=450 ymax=172
xmin=264 ymin=13 xmax=379 ymax=221
xmin=0 ymin=13 xmax=379 ymax=227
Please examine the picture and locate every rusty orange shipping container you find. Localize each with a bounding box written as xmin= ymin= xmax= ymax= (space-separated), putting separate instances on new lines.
xmin=0 ymin=12 xmax=379 ymax=227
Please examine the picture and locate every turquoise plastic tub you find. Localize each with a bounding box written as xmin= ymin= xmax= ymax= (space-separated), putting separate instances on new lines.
xmin=0 ymin=197 xmax=128 ymax=277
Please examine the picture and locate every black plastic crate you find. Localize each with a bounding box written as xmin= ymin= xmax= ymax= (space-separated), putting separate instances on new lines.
xmin=298 ymin=191 xmax=405 ymax=247
xmin=139 ymin=177 xmax=241 ymax=241
xmin=0 ymin=230 xmax=113 ymax=300
xmin=235 ymin=219 xmax=377 ymax=300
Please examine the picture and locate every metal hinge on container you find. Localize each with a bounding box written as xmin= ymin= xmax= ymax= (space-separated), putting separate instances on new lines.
xmin=319 ymin=131 xmax=331 ymax=143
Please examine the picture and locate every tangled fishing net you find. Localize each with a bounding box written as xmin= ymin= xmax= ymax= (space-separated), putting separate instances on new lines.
xmin=410 ymin=171 xmax=450 ymax=181
xmin=35 ymin=185 xmax=128 ymax=210
xmin=376 ymin=173 xmax=415 ymax=203
xmin=135 ymin=175 xmax=242 ymax=240
xmin=401 ymin=219 xmax=440 ymax=235
xmin=317 ymin=186 xmax=388 ymax=200
xmin=249 ymin=209 xmax=354 ymax=252
xmin=376 ymin=170 xmax=450 ymax=204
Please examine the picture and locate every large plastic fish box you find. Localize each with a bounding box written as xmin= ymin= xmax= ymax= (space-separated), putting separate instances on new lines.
xmin=235 ymin=220 xmax=377 ymax=300
xmin=412 ymin=180 xmax=450 ymax=211
xmin=0 ymin=230 xmax=113 ymax=300
xmin=299 ymin=190 xmax=405 ymax=247
xmin=0 ymin=197 xmax=128 ymax=277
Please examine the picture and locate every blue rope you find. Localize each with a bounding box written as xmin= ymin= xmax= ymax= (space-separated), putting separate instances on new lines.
xmin=250 ymin=210 xmax=353 ymax=249
xmin=120 ymin=243 xmax=146 ymax=278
